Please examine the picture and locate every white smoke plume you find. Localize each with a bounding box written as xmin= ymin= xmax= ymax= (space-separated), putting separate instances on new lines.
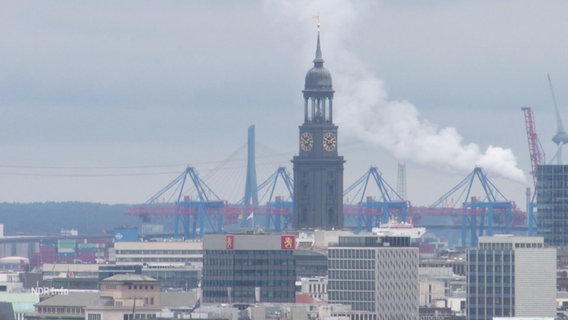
xmin=269 ymin=0 xmax=526 ymax=183
xmin=334 ymin=72 xmax=526 ymax=182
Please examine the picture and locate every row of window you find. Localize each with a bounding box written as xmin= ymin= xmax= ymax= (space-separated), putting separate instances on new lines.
xmin=204 ymin=280 xmax=293 ymax=287
xmin=337 ymin=236 xmax=412 ymax=248
xmin=205 ymin=250 xmax=291 ymax=255
xmin=477 ymin=243 xmax=543 ymax=250
xmin=468 ymin=297 xmax=513 ymax=304
xmin=38 ymin=307 xmax=83 ymax=315
xmin=328 ymin=280 xmax=374 ymax=291
xmin=468 ymin=286 xmax=513 ymax=294
xmin=467 ymin=266 xmax=513 ymax=273
xmin=468 ymin=275 xmax=514 ymax=283
xmin=329 ymin=258 xmax=418 ymax=270
xmin=203 ymin=289 xmax=293 ymax=298
xmin=331 ymin=312 xmax=378 ymax=320
xmin=203 ymin=258 xmax=233 ymax=265
xmin=126 ymin=297 xmax=154 ymax=305
xmin=203 ymin=269 xmax=294 ymax=277
xmin=203 ymin=258 xmax=295 ymax=266
xmin=328 ymin=270 xmax=375 ymax=280
xmin=308 ymin=283 xmax=327 ymax=293
xmin=122 ymin=314 xmax=156 ymax=320
xmin=329 ymin=249 xmax=375 ymax=259
xmin=377 ymin=255 xmax=420 ymax=269
xmin=233 ymin=259 xmax=294 ymax=266
xmin=127 ymin=284 xmax=155 ymax=290
xmin=329 ymin=259 xmax=375 ymax=269
xmin=468 ymin=265 xmax=515 ymax=272
xmin=478 ymin=243 xmax=515 ymax=250
xmin=329 ymin=290 xmax=375 ymax=300
xmin=116 ymin=257 xmax=201 ymax=262
xmin=116 ymin=250 xmax=201 ymax=255
xmin=468 ymin=252 xmax=513 ymax=261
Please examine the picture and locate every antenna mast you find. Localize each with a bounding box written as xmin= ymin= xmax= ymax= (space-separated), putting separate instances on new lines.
xmin=397 ymin=162 xmax=407 ymax=200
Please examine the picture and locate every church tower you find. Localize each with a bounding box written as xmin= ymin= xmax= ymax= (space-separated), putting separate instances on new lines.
xmin=292 ymin=28 xmax=344 ymax=229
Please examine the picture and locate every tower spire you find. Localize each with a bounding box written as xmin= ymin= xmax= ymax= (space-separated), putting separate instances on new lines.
xmin=312 ymin=16 xmax=324 ymax=66
xmin=294 ymin=17 xmax=343 ymax=230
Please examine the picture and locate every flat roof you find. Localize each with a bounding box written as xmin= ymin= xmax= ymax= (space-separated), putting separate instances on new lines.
xmin=101 ymin=274 xmax=158 ymax=282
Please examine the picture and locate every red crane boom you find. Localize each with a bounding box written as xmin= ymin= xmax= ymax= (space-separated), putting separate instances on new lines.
xmin=521 ymin=107 xmax=543 ymax=187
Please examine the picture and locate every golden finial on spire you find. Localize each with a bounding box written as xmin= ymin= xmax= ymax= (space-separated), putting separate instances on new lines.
xmin=312 ymin=15 xmax=320 ymax=31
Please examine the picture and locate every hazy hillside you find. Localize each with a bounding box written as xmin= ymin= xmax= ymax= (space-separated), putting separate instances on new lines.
xmin=0 ymin=202 xmax=141 ymax=235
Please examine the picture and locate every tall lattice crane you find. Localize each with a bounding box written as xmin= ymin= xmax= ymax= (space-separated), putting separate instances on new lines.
xmin=521 ymin=106 xmax=544 ymax=235
xmin=521 ymin=107 xmax=544 ymax=188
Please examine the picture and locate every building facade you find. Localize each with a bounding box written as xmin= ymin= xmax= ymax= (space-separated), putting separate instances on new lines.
xmin=0 ymin=293 xmax=38 ymax=320
xmin=86 ymin=274 xmax=161 ymax=320
xmin=202 ymin=234 xmax=296 ymax=304
xmin=466 ymin=235 xmax=556 ymax=320
xmin=25 ymin=274 xmax=190 ymax=320
xmin=536 ymin=164 xmax=568 ymax=246
xmin=294 ymin=249 xmax=327 ymax=278
xmin=328 ymin=235 xmax=419 ymax=319
xmin=112 ymin=240 xmax=202 ymax=265
xmin=292 ymin=29 xmax=344 ymax=230
xmin=298 ymin=276 xmax=328 ymax=301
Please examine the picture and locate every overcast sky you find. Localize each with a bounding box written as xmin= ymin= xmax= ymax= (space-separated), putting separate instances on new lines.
xmin=1 ymin=1 xmax=567 ymax=208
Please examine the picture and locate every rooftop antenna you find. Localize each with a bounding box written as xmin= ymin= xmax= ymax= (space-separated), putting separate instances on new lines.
xmin=548 ymin=74 xmax=568 ymax=164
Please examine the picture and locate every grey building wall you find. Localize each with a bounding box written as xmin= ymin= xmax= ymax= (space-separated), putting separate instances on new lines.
xmin=328 ymin=236 xmax=419 ymax=319
xmin=466 ymin=235 xmax=556 ymax=320
xmin=514 ymin=248 xmax=556 ymax=317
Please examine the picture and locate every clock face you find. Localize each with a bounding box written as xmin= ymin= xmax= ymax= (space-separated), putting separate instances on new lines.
xmin=300 ymin=132 xmax=314 ymax=151
xmin=322 ymin=132 xmax=337 ymax=151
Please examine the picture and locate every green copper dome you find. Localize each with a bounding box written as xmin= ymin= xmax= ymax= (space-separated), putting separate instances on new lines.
xmin=304 ymin=31 xmax=332 ymax=91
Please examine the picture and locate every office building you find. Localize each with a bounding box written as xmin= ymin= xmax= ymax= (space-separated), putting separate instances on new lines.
xmin=112 ymin=240 xmax=202 ymax=265
xmin=466 ymin=235 xmax=556 ymax=319
xmin=328 ymin=235 xmax=419 ymax=320
xmin=202 ymin=233 xmax=296 ymax=304
xmin=536 ymin=164 xmax=568 ymax=246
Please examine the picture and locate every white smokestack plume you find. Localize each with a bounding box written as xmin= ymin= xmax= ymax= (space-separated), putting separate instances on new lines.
xmin=269 ymin=0 xmax=526 ymax=183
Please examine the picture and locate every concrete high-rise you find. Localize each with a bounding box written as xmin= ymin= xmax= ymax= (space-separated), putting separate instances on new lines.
xmin=536 ymin=164 xmax=568 ymax=246
xmin=328 ymin=235 xmax=419 ymax=319
xmin=466 ymin=235 xmax=556 ymax=320
xmin=292 ymin=28 xmax=344 ymax=230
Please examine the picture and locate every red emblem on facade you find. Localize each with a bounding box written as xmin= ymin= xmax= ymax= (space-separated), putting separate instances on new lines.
xmin=226 ymin=235 xmax=234 ymax=249
xmin=281 ymin=235 xmax=295 ymax=249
